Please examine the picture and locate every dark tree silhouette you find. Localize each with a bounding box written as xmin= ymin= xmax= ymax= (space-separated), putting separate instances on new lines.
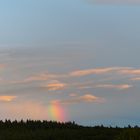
xmin=0 ymin=120 xmax=139 ymax=140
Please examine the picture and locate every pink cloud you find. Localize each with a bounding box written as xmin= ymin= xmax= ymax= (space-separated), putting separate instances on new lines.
xmin=70 ymin=67 xmax=128 ymax=77
xmin=95 ymin=84 xmax=132 ymax=90
xmin=0 ymin=96 xmax=17 ymax=102
xmin=10 ymin=72 xmax=67 ymax=84
xmin=131 ymin=77 xmax=140 ymax=81
xmin=42 ymin=80 xmax=66 ymax=91
xmin=0 ymin=64 xmax=5 ymax=69
xmin=70 ymin=67 xmax=140 ymax=78
xmin=52 ymin=94 xmax=104 ymax=105
xmin=119 ymin=68 xmax=140 ymax=75
xmin=69 ymin=93 xmax=77 ymax=97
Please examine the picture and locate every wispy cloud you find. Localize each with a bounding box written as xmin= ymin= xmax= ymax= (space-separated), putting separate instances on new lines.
xmin=131 ymin=77 xmax=140 ymax=81
xmin=70 ymin=67 xmax=140 ymax=78
xmin=0 ymin=64 xmax=6 ymax=71
xmin=10 ymin=72 xmax=67 ymax=85
xmin=42 ymin=80 xmax=66 ymax=91
xmin=0 ymin=64 xmax=5 ymax=69
xmin=8 ymin=67 xmax=140 ymax=85
xmin=10 ymin=73 xmax=56 ymax=84
xmin=95 ymin=84 xmax=132 ymax=90
xmin=0 ymin=96 xmax=17 ymax=102
xmin=70 ymin=67 xmax=132 ymax=77
xmin=69 ymin=93 xmax=77 ymax=97
xmin=70 ymin=67 xmax=118 ymax=77
xmin=3 ymin=67 xmax=139 ymax=94
xmin=119 ymin=68 xmax=140 ymax=75
xmin=52 ymin=94 xmax=104 ymax=105
xmin=77 ymin=83 xmax=132 ymax=90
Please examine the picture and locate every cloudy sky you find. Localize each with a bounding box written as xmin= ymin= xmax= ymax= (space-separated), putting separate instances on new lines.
xmin=0 ymin=0 xmax=140 ymax=126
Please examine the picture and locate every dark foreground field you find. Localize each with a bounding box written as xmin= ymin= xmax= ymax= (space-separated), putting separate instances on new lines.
xmin=0 ymin=120 xmax=139 ymax=140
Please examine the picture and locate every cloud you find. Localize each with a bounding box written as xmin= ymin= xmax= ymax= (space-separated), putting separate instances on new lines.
xmin=10 ymin=73 xmax=55 ymax=84
xmin=70 ymin=67 xmax=128 ymax=77
xmin=80 ymin=94 xmax=102 ymax=102
xmin=0 ymin=96 xmax=17 ymax=102
xmin=42 ymin=80 xmax=66 ymax=91
xmin=76 ymin=83 xmax=132 ymax=90
xmin=131 ymin=77 xmax=140 ymax=81
xmin=10 ymin=72 xmax=67 ymax=85
xmin=86 ymin=0 xmax=140 ymax=5
xmin=0 ymin=64 xmax=5 ymax=69
xmin=4 ymin=67 xmax=139 ymax=95
xmin=69 ymin=93 xmax=77 ymax=97
xmin=52 ymin=94 xmax=104 ymax=105
xmin=25 ymin=73 xmax=67 ymax=82
xmin=119 ymin=68 xmax=140 ymax=75
xmin=70 ymin=67 xmax=140 ymax=78
xmin=7 ymin=67 xmax=123 ymax=85
xmin=8 ymin=67 xmax=139 ymax=85
xmin=95 ymin=84 xmax=132 ymax=90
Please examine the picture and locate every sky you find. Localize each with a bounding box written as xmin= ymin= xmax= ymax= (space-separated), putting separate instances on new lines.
xmin=0 ymin=0 xmax=140 ymax=126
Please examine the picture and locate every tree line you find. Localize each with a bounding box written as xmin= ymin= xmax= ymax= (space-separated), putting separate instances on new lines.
xmin=0 ymin=120 xmax=139 ymax=140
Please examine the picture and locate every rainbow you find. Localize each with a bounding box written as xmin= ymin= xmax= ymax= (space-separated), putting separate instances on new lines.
xmin=48 ymin=102 xmax=66 ymax=122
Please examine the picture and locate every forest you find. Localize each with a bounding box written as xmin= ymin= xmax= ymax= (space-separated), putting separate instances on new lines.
xmin=0 ymin=120 xmax=139 ymax=140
